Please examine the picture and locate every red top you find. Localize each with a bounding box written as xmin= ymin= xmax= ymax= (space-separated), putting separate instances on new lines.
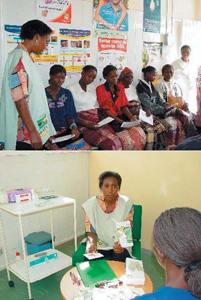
xmin=96 ymin=82 xmax=129 ymax=116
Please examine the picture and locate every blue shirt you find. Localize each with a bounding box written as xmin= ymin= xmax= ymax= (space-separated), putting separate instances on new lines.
xmin=134 ymin=287 xmax=198 ymax=300
xmin=46 ymin=87 xmax=78 ymax=131
xmin=97 ymin=2 xmax=128 ymax=32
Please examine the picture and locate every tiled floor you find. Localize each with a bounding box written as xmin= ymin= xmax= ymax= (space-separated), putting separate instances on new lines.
xmin=0 ymin=237 xmax=165 ymax=300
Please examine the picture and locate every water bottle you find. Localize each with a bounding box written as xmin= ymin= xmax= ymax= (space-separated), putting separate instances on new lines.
xmin=15 ymin=252 xmax=21 ymax=267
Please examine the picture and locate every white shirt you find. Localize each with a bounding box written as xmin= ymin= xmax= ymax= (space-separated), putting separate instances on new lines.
xmin=67 ymin=82 xmax=99 ymax=112
xmin=125 ymin=85 xmax=139 ymax=102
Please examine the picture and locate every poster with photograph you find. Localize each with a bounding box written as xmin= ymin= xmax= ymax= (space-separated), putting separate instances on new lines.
xmin=37 ymin=0 xmax=72 ymax=24
xmin=59 ymin=29 xmax=91 ymax=75
xmin=143 ymin=0 xmax=161 ymax=33
xmin=142 ymin=42 xmax=163 ymax=73
xmin=98 ymin=37 xmax=128 ymax=83
xmin=93 ymin=0 xmax=129 ymax=32
xmin=4 ymin=25 xmax=22 ymax=56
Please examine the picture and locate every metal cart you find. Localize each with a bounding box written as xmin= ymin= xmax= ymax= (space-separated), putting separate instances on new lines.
xmin=0 ymin=195 xmax=77 ymax=300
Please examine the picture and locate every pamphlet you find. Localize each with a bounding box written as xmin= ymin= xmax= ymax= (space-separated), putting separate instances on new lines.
xmin=98 ymin=117 xmax=114 ymax=127
xmin=139 ymin=109 xmax=153 ymax=125
xmin=116 ymin=220 xmax=133 ymax=247
xmin=121 ymin=120 xmax=141 ymax=128
xmin=84 ymin=252 xmax=104 ymax=260
xmin=52 ymin=134 xmax=75 ymax=143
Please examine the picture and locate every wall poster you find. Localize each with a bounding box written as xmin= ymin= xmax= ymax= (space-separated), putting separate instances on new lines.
xmin=143 ymin=0 xmax=161 ymax=33
xmin=142 ymin=42 xmax=163 ymax=73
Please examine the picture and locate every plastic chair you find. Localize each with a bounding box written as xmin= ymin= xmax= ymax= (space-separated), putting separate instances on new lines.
xmin=72 ymin=204 xmax=142 ymax=266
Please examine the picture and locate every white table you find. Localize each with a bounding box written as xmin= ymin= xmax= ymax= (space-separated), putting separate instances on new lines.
xmin=0 ymin=195 xmax=77 ymax=300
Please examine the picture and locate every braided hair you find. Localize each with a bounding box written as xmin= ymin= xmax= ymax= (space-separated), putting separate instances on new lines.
xmin=154 ymin=207 xmax=201 ymax=299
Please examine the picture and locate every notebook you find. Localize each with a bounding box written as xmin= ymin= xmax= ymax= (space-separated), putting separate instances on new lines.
xmin=76 ymin=259 xmax=117 ymax=287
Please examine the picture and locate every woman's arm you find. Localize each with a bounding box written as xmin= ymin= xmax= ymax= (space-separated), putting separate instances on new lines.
xmin=138 ymin=92 xmax=166 ymax=116
xmin=86 ymin=232 xmax=98 ymax=253
xmin=121 ymin=106 xmax=136 ymax=122
xmin=103 ymin=109 xmax=124 ymax=124
xmin=94 ymin=0 xmax=113 ymax=29
xmin=78 ymin=116 xmax=99 ymax=130
xmin=66 ymin=116 xmax=80 ymax=139
xmin=15 ymin=99 xmax=43 ymax=149
xmin=115 ymin=1 xmax=127 ymax=29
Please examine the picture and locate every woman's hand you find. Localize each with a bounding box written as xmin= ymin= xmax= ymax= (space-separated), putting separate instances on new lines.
xmin=88 ymin=123 xmax=99 ymax=130
xmin=86 ymin=233 xmax=97 ymax=253
xmin=86 ymin=242 xmax=97 ymax=254
xmin=113 ymin=241 xmax=124 ymax=254
xmin=145 ymin=109 xmax=151 ymax=117
xmin=130 ymin=116 xmax=137 ymax=122
xmin=29 ymin=129 xmax=43 ymax=149
xmin=71 ymin=127 xmax=80 ymax=139
xmin=183 ymin=103 xmax=189 ymax=111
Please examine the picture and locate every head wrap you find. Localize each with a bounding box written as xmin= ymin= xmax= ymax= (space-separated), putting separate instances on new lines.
xmin=119 ymin=67 xmax=133 ymax=81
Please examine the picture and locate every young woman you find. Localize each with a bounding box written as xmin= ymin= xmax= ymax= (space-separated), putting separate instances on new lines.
xmin=136 ymin=66 xmax=182 ymax=148
xmin=118 ymin=67 xmax=166 ymax=150
xmin=94 ymin=0 xmax=127 ymax=31
xmin=133 ymin=207 xmax=201 ymax=300
xmin=172 ymin=45 xmax=197 ymax=113
xmin=44 ymin=64 xmax=91 ymax=150
xmin=97 ymin=65 xmax=146 ymax=150
xmin=0 ymin=20 xmax=56 ymax=150
xmin=83 ymin=171 xmax=133 ymax=262
xmin=68 ymin=65 xmax=124 ymax=150
xmin=155 ymin=64 xmax=197 ymax=138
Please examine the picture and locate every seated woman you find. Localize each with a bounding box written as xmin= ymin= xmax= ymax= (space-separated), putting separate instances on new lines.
xmin=136 ymin=66 xmax=182 ymax=148
xmin=68 ymin=65 xmax=124 ymax=150
xmin=45 ymin=65 xmax=90 ymax=150
xmin=133 ymin=207 xmax=201 ymax=300
xmin=97 ymin=65 xmax=146 ymax=150
xmin=155 ymin=64 xmax=197 ymax=138
xmin=118 ymin=67 xmax=166 ymax=150
xmin=83 ymin=171 xmax=133 ymax=262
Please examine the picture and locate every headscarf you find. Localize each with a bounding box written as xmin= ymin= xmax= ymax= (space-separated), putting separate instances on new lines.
xmin=118 ymin=67 xmax=133 ymax=82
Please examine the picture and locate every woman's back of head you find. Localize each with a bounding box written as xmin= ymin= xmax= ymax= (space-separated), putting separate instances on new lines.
xmin=154 ymin=207 xmax=201 ymax=299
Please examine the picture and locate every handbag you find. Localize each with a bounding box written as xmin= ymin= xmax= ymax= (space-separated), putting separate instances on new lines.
xmin=168 ymin=95 xmax=184 ymax=109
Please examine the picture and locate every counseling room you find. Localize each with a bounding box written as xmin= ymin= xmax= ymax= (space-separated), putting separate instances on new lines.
xmin=1 ymin=0 xmax=201 ymax=151
xmin=0 ymin=151 xmax=200 ymax=300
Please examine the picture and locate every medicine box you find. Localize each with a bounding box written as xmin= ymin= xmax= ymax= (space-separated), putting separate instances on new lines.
xmin=25 ymin=231 xmax=52 ymax=255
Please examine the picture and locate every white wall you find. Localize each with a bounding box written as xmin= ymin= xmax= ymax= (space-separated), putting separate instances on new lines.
xmin=0 ymin=152 xmax=89 ymax=269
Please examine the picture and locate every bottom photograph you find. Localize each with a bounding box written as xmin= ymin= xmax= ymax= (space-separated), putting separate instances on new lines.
xmin=0 ymin=151 xmax=200 ymax=300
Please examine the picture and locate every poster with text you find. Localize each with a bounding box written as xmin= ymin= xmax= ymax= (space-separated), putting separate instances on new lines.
xmin=143 ymin=0 xmax=161 ymax=33
xmin=143 ymin=42 xmax=163 ymax=73
xmin=98 ymin=37 xmax=128 ymax=83
xmin=59 ymin=29 xmax=91 ymax=76
xmin=4 ymin=25 xmax=22 ymax=57
xmin=93 ymin=0 xmax=129 ymax=33
xmin=37 ymin=0 xmax=72 ymax=24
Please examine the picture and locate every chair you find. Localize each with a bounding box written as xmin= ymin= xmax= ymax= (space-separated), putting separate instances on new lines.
xmin=72 ymin=204 xmax=142 ymax=266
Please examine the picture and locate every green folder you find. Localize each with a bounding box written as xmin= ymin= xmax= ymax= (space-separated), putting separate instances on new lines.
xmin=76 ymin=259 xmax=117 ymax=287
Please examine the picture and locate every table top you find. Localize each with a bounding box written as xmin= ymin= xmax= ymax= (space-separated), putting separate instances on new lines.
xmin=60 ymin=261 xmax=153 ymax=300
xmin=0 ymin=195 xmax=75 ymax=216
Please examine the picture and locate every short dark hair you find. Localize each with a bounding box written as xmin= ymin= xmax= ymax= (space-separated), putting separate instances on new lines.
xmin=20 ymin=20 xmax=52 ymax=40
xmin=103 ymin=65 xmax=117 ymax=78
xmin=142 ymin=66 xmax=156 ymax=75
xmin=49 ymin=64 xmax=66 ymax=76
xmin=181 ymin=45 xmax=191 ymax=52
xmin=98 ymin=171 xmax=122 ymax=189
xmin=82 ymin=65 xmax=97 ymax=73
xmin=162 ymin=64 xmax=174 ymax=75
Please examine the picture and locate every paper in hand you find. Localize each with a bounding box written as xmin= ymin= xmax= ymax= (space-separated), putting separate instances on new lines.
xmin=116 ymin=220 xmax=133 ymax=247
xmin=121 ymin=120 xmax=141 ymax=128
xmin=139 ymin=109 xmax=153 ymax=125
xmin=84 ymin=252 xmax=104 ymax=260
xmin=98 ymin=117 xmax=114 ymax=127
xmin=52 ymin=134 xmax=75 ymax=143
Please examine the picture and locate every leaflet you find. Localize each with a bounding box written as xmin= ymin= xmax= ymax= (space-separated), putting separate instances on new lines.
xmin=121 ymin=120 xmax=141 ymax=128
xmin=139 ymin=109 xmax=153 ymax=125
xmin=52 ymin=134 xmax=75 ymax=143
xmin=98 ymin=117 xmax=114 ymax=127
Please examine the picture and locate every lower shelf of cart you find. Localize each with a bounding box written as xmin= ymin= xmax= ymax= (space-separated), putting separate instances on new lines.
xmin=9 ymin=249 xmax=72 ymax=283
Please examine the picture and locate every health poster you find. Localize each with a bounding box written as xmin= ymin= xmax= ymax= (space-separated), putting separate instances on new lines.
xmin=98 ymin=37 xmax=128 ymax=83
xmin=143 ymin=0 xmax=161 ymax=33
xmin=93 ymin=0 xmax=129 ymax=33
xmin=142 ymin=42 xmax=163 ymax=72
xmin=37 ymin=0 xmax=72 ymax=24
xmin=59 ymin=29 xmax=91 ymax=75
xmin=4 ymin=25 xmax=22 ymax=56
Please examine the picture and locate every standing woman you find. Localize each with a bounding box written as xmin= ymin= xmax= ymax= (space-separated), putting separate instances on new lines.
xmin=133 ymin=207 xmax=201 ymax=300
xmin=97 ymin=65 xmax=146 ymax=150
xmin=0 ymin=20 xmax=56 ymax=150
xmin=172 ymin=45 xmax=197 ymax=114
xmin=83 ymin=171 xmax=133 ymax=262
xmin=136 ymin=66 xmax=182 ymax=148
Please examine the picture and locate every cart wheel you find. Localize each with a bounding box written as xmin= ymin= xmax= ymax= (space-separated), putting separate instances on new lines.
xmin=8 ymin=280 xmax=14 ymax=287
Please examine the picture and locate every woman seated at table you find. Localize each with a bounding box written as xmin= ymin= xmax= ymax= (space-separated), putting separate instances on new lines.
xmin=133 ymin=207 xmax=201 ymax=300
xmin=45 ymin=65 xmax=91 ymax=150
xmin=83 ymin=171 xmax=133 ymax=262
xmin=68 ymin=65 xmax=124 ymax=150
xmin=96 ymin=65 xmax=146 ymax=150
xmin=136 ymin=66 xmax=182 ymax=148
xmin=118 ymin=67 xmax=166 ymax=150
xmin=155 ymin=64 xmax=197 ymax=138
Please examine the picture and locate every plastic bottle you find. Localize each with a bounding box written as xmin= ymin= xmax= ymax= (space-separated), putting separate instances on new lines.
xmin=15 ymin=252 xmax=21 ymax=267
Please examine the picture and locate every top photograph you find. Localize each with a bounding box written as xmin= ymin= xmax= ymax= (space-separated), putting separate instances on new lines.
xmin=0 ymin=0 xmax=201 ymax=151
